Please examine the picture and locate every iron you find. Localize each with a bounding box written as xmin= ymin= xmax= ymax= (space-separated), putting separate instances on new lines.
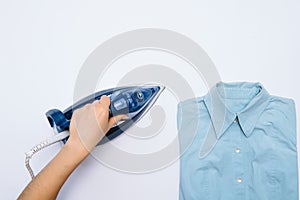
xmin=45 ymin=84 xmax=165 ymax=145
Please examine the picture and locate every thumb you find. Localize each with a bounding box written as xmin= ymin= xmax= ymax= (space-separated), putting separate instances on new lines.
xmin=107 ymin=114 xmax=127 ymax=130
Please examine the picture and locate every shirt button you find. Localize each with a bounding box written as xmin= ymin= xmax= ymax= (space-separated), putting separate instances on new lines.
xmin=236 ymin=177 xmax=242 ymax=183
xmin=235 ymin=148 xmax=241 ymax=153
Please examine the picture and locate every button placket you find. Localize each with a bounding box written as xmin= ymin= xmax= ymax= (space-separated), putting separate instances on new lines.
xmin=232 ymin=119 xmax=245 ymax=194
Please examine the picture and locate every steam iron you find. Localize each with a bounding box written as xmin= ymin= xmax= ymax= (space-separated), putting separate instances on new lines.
xmin=25 ymin=84 xmax=165 ymax=178
xmin=46 ymin=84 xmax=165 ymax=145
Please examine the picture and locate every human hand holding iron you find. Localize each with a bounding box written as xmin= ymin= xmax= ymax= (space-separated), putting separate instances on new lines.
xmin=68 ymin=95 xmax=126 ymax=155
xmin=18 ymin=95 xmax=126 ymax=200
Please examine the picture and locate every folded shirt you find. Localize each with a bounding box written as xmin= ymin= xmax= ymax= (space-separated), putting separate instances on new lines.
xmin=177 ymin=82 xmax=298 ymax=200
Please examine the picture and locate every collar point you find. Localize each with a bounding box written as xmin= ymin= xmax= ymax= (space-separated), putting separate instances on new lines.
xmin=243 ymin=129 xmax=253 ymax=138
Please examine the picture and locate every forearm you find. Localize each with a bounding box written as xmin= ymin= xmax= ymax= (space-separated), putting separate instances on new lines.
xmin=18 ymin=140 xmax=89 ymax=200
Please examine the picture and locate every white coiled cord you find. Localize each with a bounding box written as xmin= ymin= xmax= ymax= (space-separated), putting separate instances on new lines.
xmin=25 ymin=131 xmax=70 ymax=179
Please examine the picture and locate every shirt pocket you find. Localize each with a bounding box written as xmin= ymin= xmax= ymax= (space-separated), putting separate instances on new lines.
xmin=256 ymin=153 xmax=285 ymax=200
xmin=263 ymin=169 xmax=285 ymax=200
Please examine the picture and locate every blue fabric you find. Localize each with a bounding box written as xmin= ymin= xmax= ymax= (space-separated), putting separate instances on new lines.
xmin=177 ymin=82 xmax=298 ymax=200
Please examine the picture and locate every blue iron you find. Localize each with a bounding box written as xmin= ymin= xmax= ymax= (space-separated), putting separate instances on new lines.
xmin=45 ymin=84 xmax=165 ymax=145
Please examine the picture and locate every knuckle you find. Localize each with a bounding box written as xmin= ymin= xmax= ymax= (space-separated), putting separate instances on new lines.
xmin=101 ymin=95 xmax=110 ymax=102
xmin=85 ymin=103 xmax=92 ymax=109
xmin=72 ymin=109 xmax=80 ymax=118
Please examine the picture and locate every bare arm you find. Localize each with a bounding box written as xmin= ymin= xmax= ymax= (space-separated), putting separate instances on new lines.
xmin=18 ymin=96 xmax=125 ymax=200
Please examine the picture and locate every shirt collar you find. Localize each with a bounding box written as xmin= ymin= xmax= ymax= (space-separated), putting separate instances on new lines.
xmin=203 ymin=82 xmax=270 ymax=139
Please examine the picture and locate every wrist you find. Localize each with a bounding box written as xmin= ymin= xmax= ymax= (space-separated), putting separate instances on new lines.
xmin=64 ymin=137 xmax=90 ymax=160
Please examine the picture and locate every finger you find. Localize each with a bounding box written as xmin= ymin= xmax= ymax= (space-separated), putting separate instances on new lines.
xmin=107 ymin=114 xmax=127 ymax=130
xmin=99 ymin=95 xmax=110 ymax=108
xmin=94 ymin=96 xmax=111 ymax=118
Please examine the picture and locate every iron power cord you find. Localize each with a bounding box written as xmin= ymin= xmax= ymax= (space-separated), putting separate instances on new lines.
xmin=25 ymin=131 xmax=70 ymax=179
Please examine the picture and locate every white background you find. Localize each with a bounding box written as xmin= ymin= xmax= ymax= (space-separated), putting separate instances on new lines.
xmin=0 ymin=0 xmax=299 ymax=199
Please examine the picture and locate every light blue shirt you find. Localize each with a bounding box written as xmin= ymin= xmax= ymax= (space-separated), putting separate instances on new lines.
xmin=177 ymin=82 xmax=298 ymax=200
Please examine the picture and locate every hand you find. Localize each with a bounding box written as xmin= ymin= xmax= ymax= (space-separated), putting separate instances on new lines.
xmin=67 ymin=95 xmax=125 ymax=155
xmin=18 ymin=95 xmax=126 ymax=200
